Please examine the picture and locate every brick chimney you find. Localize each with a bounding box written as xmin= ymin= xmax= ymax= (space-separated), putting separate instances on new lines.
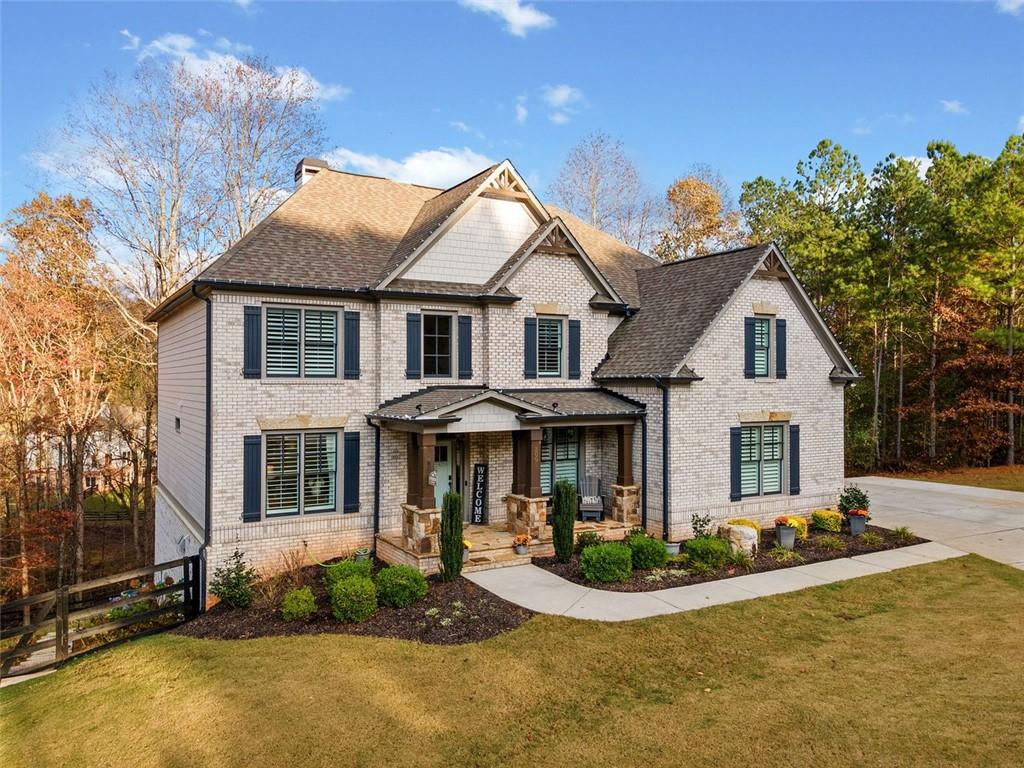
xmin=294 ymin=157 xmax=329 ymax=189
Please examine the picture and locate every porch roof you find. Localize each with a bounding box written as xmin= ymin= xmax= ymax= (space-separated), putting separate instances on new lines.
xmin=370 ymin=386 xmax=645 ymax=428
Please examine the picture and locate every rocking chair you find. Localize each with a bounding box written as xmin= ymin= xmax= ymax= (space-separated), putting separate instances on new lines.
xmin=578 ymin=476 xmax=604 ymax=522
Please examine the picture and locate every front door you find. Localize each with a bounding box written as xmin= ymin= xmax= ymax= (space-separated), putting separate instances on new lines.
xmin=434 ymin=442 xmax=452 ymax=509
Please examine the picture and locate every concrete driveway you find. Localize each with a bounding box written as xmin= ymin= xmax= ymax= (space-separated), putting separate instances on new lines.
xmin=852 ymin=476 xmax=1023 ymax=570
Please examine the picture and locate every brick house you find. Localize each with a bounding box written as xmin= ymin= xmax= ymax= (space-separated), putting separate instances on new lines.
xmin=146 ymin=158 xmax=858 ymax=592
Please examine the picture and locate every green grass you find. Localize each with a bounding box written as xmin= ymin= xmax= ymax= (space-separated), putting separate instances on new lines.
xmin=3 ymin=556 xmax=1023 ymax=768
xmin=877 ymin=465 xmax=1024 ymax=493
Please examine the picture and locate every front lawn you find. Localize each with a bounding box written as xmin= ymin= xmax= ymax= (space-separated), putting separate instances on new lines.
xmin=2 ymin=556 xmax=1022 ymax=768
xmin=870 ymin=465 xmax=1024 ymax=493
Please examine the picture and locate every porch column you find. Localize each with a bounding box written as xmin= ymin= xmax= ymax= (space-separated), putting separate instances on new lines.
xmin=616 ymin=423 xmax=635 ymax=486
xmin=417 ymin=433 xmax=437 ymax=509
xmin=511 ymin=430 xmax=523 ymax=495
xmin=526 ymin=428 xmax=542 ymax=498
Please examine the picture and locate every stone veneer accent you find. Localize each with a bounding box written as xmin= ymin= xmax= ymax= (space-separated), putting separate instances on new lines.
xmin=402 ymin=503 xmax=441 ymax=555
xmin=610 ymin=484 xmax=641 ymax=526
xmin=505 ymin=494 xmax=548 ymax=539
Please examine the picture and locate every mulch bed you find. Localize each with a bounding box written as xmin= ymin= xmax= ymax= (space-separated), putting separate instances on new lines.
xmin=534 ymin=524 xmax=928 ymax=593
xmin=174 ymin=561 xmax=533 ymax=645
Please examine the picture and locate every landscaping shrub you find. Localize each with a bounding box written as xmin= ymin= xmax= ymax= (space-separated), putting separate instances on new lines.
xmin=838 ymin=486 xmax=871 ymax=517
xmin=687 ymin=560 xmax=714 ymax=576
xmin=726 ymin=517 xmax=761 ymax=535
xmin=627 ymin=533 xmax=668 ymax=570
xmin=209 ymin=549 xmax=258 ymax=608
xmin=776 ymin=516 xmax=809 ymax=540
xmin=860 ymin=532 xmax=884 ymax=547
xmin=892 ymin=526 xmax=915 ymax=543
xmin=323 ymin=557 xmax=372 ymax=591
xmin=817 ymin=534 xmax=845 ymax=552
xmin=375 ymin=564 xmax=428 ymax=608
xmin=281 ymin=586 xmax=317 ymax=621
xmin=812 ymin=509 xmax=843 ymax=533
xmin=580 ymin=542 xmax=633 ymax=583
xmin=683 ymin=536 xmax=730 ymax=569
xmin=439 ymin=490 xmax=464 ymax=582
xmin=551 ymin=479 xmax=577 ymax=563
xmin=574 ymin=530 xmax=603 ymax=554
xmin=726 ymin=549 xmax=754 ymax=571
xmin=690 ymin=511 xmax=713 ymax=538
xmin=329 ymin=575 xmax=377 ymax=622
xmin=767 ymin=545 xmax=805 ymax=564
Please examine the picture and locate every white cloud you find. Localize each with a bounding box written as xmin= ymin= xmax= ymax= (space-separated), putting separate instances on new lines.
xmin=324 ymin=146 xmax=496 ymax=188
xmin=852 ymin=112 xmax=914 ymax=136
xmin=940 ymin=99 xmax=968 ymax=115
xmin=274 ymin=65 xmax=350 ymax=102
xmin=215 ymin=36 xmax=254 ymax=55
xmin=996 ymin=0 xmax=1023 ymax=15
xmin=119 ymin=29 xmax=140 ymax=51
xmin=515 ymin=95 xmax=528 ymax=124
xmin=1018 ymin=115 xmax=1024 ymax=132
xmin=541 ymin=83 xmax=583 ymax=109
xmin=458 ymin=0 xmax=555 ymax=37
xmin=230 ymin=0 xmax=256 ymax=10
xmin=548 ymin=112 xmax=570 ymax=125
xmin=450 ymin=120 xmax=485 ymax=139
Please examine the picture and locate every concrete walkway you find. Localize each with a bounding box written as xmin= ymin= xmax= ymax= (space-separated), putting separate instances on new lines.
xmin=466 ymin=542 xmax=966 ymax=622
xmin=852 ymin=476 xmax=1024 ymax=570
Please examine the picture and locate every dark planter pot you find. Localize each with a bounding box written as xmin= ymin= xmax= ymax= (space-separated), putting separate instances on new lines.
xmin=353 ymin=547 xmax=371 ymax=563
xmin=514 ymin=544 xmax=529 ymax=556
xmin=776 ymin=525 xmax=796 ymax=550
xmin=849 ymin=515 xmax=867 ymax=536
xmin=463 ymin=549 xmax=470 ymax=562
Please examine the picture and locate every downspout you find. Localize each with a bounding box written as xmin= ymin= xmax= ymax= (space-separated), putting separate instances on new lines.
xmin=653 ymin=377 xmax=670 ymax=542
xmin=640 ymin=413 xmax=648 ymax=529
xmin=366 ymin=417 xmax=381 ymax=540
xmin=191 ymin=285 xmax=213 ymax=610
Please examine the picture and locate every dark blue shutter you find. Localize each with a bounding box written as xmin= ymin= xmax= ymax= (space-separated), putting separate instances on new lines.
xmin=729 ymin=427 xmax=742 ymax=501
xmin=405 ymin=313 xmax=421 ymax=379
xmin=775 ymin=318 xmax=787 ymax=379
xmin=243 ymin=306 xmax=261 ymax=379
xmin=743 ymin=317 xmax=756 ymax=379
xmin=524 ymin=317 xmax=537 ymax=379
xmin=789 ymin=424 xmax=800 ymax=495
xmin=343 ymin=432 xmax=360 ymax=512
xmin=458 ymin=315 xmax=472 ymax=379
xmin=568 ymin=319 xmax=581 ymax=379
xmin=242 ymin=435 xmax=261 ymax=522
xmin=344 ymin=311 xmax=360 ymax=380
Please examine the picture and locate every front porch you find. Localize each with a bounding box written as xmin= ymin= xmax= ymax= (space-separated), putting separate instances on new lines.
xmin=378 ymin=517 xmax=634 ymax=574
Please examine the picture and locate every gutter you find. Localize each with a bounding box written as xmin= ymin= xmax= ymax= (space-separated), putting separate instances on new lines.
xmin=191 ymin=284 xmax=213 ymax=610
xmin=366 ymin=417 xmax=381 ymax=539
xmin=640 ymin=412 xmax=648 ymax=528
xmin=653 ymin=377 xmax=670 ymax=542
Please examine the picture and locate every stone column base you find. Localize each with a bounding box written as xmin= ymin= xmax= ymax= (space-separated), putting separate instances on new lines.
xmin=504 ymin=493 xmax=548 ymax=540
xmin=611 ymin=484 xmax=641 ymax=526
xmin=401 ymin=503 xmax=441 ymax=555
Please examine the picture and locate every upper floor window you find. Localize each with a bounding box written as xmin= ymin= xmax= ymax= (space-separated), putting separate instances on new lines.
xmin=537 ymin=317 xmax=564 ymax=377
xmin=740 ymin=424 xmax=783 ymax=497
xmin=266 ymin=307 xmax=337 ymax=378
xmin=423 ymin=313 xmax=452 ymax=377
xmin=752 ymin=317 xmax=770 ymax=377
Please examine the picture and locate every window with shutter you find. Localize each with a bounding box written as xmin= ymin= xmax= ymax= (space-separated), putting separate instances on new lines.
xmin=423 ymin=314 xmax=452 ymax=377
xmin=752 ymin=318 xmax=771 ymax=377
xmin=739 ymin=424 xmax=785 ymax=497
xmin=266 ymin=433 xmax=300 ymax=515
xmin=537 ymin=318 xmax=563 ymax=377
xmin=540 ymin=427 xmax=578 ymax=494
xmin=266 ymin=308 xmax=300 ymax=376
xmin=303 ymin=433 xmax=336 ymax=512
xmin=303 ymin=310 xmax=337 ymax=377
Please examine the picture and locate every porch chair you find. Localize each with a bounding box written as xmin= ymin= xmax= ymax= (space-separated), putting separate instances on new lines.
xmin=578 ymin=476 xmax=604 ymax=522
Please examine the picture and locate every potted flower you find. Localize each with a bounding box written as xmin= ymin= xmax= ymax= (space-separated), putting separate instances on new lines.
xmin=512 ymin=533 xmax=531 ymax=555
xmin=774 ymin=516 xmax=797 ymax=550
xmin=847 ymin=508 xmax=870 ymax=536
xmin=462 ymin=539 xmax=472 ymax=562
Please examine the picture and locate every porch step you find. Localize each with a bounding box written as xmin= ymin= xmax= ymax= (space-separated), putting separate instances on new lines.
xmin=462 ymin=551 xmax=533 ymax=573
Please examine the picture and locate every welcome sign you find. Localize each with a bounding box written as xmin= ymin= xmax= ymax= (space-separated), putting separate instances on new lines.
xmin=471 ymin=463 xmax=488 ymax=524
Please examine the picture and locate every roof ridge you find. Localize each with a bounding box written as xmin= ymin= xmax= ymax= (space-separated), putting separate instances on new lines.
xmin=647 ymin=242 xmax=772 ymax=270
xmin=321 ymin=166 xmax=443 ymax=191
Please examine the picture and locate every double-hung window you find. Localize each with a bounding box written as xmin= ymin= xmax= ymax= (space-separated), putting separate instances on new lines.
xmin=423 ymin=314 xmax=452 ymax=377
xmin=752 ymin=317 xmax=771 ymax=377
xmin=540 ymin=427 xmax=579 ymax=495
xmin=740 ymin=424 xmax=784 ymax=497
xmin=537 ymin=318 xmax=563 ymax=377
xmin=265 ymin=307 xmax=337 ymax=377
xmin=265 ymin=432 xmax=337 ymax=516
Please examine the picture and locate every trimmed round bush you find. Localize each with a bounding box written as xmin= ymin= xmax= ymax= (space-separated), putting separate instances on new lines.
xmin=627 ymin=534 xmax=668 ymax=570
xmin=812 ymin=509 xmax=843 ymax=533
xmin=580 ymin=542 xmax=633 ymax=583
xmin=323 ymin=558 xmax=373 ymax=591
xmin=281 ymin=586 xmax=317 ymax=621
xmin=375 ymin=564 xmax=428 ymax=608
xmin=574 ymin=530 xmax=603 ymax=554
xmin=329 ymin=575 xmax=378 ymax=623
xmin=683 ymin=536 xmax=730 ymax=569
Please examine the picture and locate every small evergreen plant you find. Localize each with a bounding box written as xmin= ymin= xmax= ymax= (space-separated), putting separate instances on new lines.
xmin=439 ymin=490 xmax=464 ymax=582
xmin=209 ymin=549 xmax=258 ymax=609
xmin=551 ymin=479 xmax=577 ymax=564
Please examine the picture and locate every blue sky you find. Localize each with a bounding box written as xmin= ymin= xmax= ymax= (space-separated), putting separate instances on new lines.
xmin=2 ymin=0 xmax=1022 ymax=215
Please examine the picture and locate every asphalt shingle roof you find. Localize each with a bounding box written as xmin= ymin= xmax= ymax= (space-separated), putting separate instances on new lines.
xmin=595 ymin=244 xmax=773 ymax=379
xmin=372 ymin=387 xmax=644 ymax=421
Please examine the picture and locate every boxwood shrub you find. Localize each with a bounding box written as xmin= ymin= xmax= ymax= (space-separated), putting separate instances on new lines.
xmin=683 ymin=536 xmax=730 ymax=569
xmin=375 ymin=564 xmax=429 ymax=608
xmin=580 ymin=542 xmax=633 ymax=583
xmin=329 ymin=575 xmax=378 ymax=623
xmin=812 ymin=509 xmax=843 ymax=533
xmin=626 ymin=533 xmax=668 ymax=570
xmin=281 ymin=586 xmax=317 ymax=621
xmin=323 ymin=558 xmax=373 ymax=591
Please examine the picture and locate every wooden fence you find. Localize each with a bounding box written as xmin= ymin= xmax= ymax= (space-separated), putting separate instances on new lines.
xmin=0 ymin=556 xmax=201 ymax=679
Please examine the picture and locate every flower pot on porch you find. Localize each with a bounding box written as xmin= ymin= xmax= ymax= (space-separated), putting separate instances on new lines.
xmin=514 ymin=544 xmax=529 ymax=556
xmin=848 ymin=514 xmax=867 ymax=536
xmin=776 ymin=525 xmax=796 ymax=550
xmin=463 ymin=549 xmax=470 ymax=562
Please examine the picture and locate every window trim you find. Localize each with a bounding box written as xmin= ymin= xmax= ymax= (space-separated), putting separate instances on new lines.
xmin=263 ymin=429 xmax=340 ymax=519
xmin=536 ymin=315 xmax=566 ymax=379
xmin=739 ymin=423 xmax=786 ymax=498
xmin=752 ymin=316 xmax=772 ymax=378
xmin=540 ymin=426 xmax=579 ymax=495
xmin=422 ymin=311 xmax=456 ymax=379
xmin=263 ymin=304 xmax=340 ymax=380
